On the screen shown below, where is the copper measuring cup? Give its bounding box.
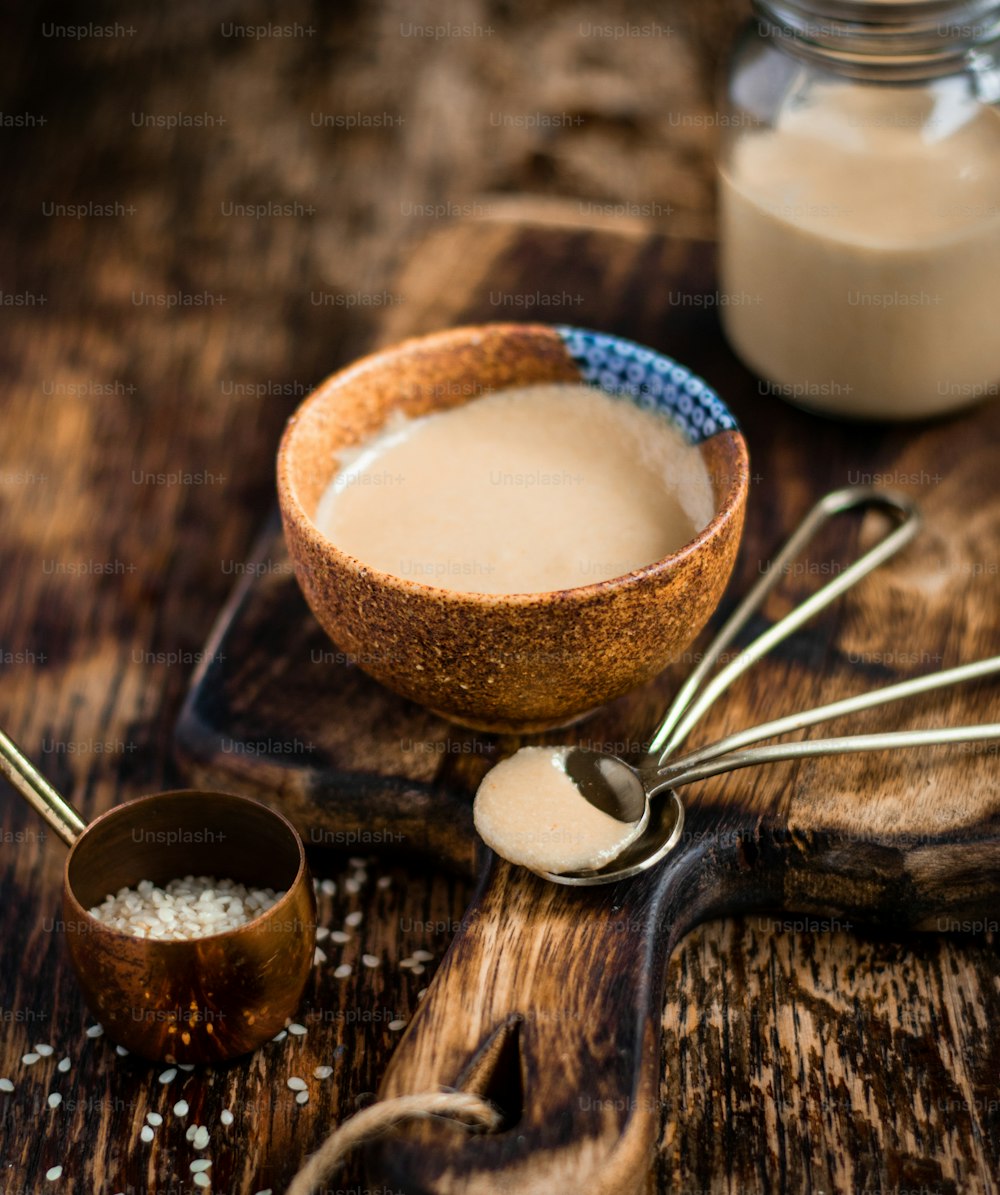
[0,731,315,1063]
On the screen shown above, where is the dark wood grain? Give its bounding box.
[1,4,998,1185]
[172,223,1000,1193]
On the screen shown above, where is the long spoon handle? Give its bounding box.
[0,728,86,847]
[656,656,1000,780]
[651,723,1000,794]
[648,487,919,760]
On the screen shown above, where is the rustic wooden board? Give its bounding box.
[172,221,1000,1193]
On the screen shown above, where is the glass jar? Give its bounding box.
[717,1,1000,420]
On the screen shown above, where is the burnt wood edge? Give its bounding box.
[366,799,1000,1192]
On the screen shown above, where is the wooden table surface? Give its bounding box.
[2,190,999,1195]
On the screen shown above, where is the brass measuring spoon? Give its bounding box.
[0,731,315,1062]
[477,488,1000,883]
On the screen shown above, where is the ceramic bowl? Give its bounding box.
[277,323,749,732]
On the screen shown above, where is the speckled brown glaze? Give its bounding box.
[277,324,748,732]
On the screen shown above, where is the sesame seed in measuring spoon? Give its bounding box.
[0,727,316,1063]
[473,746,648,875]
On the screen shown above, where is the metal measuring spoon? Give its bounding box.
[483,488,1000,884]
[0,729,316,1062]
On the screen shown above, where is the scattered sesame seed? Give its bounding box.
[193,1125,210,1150]
[313,1066,333,1080]
[376,875,392,889]
[320,879,336,896]
[333,964,352,980]
[344,911,362,928]
[388,1020,406,1031]
[361,954,380,968]
[344,878,361,895]
[399,957,418,969]
[314,947,327,965]
[287,1023,307,1037]
[186,1125,197,1141]
[147,1112,163,1126]
[271,1030,287,1043]
[411,964,426,976]
[412,950,433,962]
[315,926,330,941]
[116,1045,129,1057]
[329,931,350,944]
[85,1024,104,1038]
[417,988,428,999]
[296,1091,309,1105]
[22,1053,39,1066]
[140,1125,155,1143]
[254,1189,273,1195]
[193,1175,211,1190]
[287,1077,307,1092]
[46,1166,63,1181]
[57,1058,71,1073]
[174,1099,189,1117]
[0,1079,13,1092]
[48,1093,62,1110]
[178,1063,195,1072]
[190,1159,212,1173]
[35,1044,54,1056]
[158,1068,177,1084]
[220,1108,234,1126]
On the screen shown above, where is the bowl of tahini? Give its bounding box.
[277,323,748,732]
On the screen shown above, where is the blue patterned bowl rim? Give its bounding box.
[555,325,739,446]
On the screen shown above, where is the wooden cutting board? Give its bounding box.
[175,204,1000,1193]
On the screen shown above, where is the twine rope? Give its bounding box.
[286,1089,501,1194]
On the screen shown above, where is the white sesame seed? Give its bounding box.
[46,1166,63,1181]
[344,911,362,928]
[411,964,426,976]
[193,1125,210,1150]
[320,879,336,896]
[186,1125,197,1141]
[333,964,352,979]
[296,1090,309,1105]
[254,1190,273,1194]
[194,1175,211,1190]
[174,1099,189,1117]
[190,1159,212,1173]
[376,875,392,889]
[313,1066,333,1079]
[116,1045,129,1057]
[146,1112,163,1126]
[287,1024,307,1037]
[22,1053,39,1066]
[57,1059,71,1073]
[388,1020,406,1031]
[87,876,285,940]
[412,950,433,962]
[158,1068,177,1084]
[315,926,330,941]
[0,1079,13,1092]
[314,947,327,965]
[417,988,428,999]
[271,1030,287,1043]
[344,878,361,895]
[48,1093,62,1109]
[140,1125,155,1143]
[178,1063,195,1071]
[362,954,380,968]
[329,931,350,944]
[286,1077,307,1091]
[34,1044,54,1056]
[85,1024,104,1038]
[220,1108,234,1126]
